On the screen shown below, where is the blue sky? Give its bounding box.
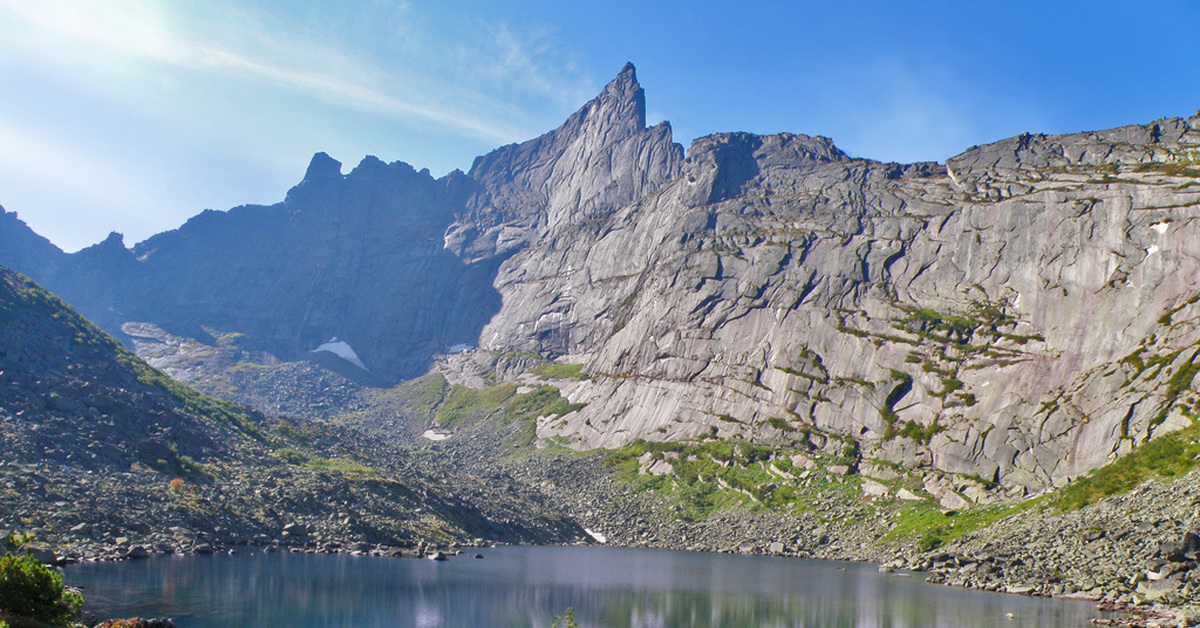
[2,0,1198,251]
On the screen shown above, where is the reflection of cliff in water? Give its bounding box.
[65,546,1104,627]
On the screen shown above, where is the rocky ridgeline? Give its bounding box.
[3,63,1200,499]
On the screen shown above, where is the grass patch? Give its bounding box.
[504,385,585,447]
[1134,161,1200,178]
[530,363,586,380]
[605,437,862,522]
[434,384,518,427]
[1049,415,1200,511]
[272,447,308,465]
[885,408,1200,548]
[301,457,378,478]
[882,500,1034,550]
[378,373,448,423]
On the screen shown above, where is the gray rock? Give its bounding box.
[6,65,1200,498]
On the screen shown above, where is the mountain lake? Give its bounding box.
[64,545,1109,627]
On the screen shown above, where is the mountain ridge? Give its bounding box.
[3,63,1200,500]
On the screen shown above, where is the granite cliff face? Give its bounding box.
[473,115,1200,500]
[4,64,1200,501]
[0,65,679,383]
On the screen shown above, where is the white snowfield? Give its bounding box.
[310,337,368,371]
[422,430,449,441]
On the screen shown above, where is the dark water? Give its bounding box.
[64,546,1104,627]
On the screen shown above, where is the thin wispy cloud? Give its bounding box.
[470,20,595,108]
[0,0,610,250]
[0,0,543,145]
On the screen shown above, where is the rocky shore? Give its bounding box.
[9,459,1200,627]
[497,450,1200,627]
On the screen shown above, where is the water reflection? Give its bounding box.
[64,546,1102,627]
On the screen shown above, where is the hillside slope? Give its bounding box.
[0,267,583,555]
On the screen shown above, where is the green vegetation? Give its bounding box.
[551,608,579,628]
[1152,353,1200,427]
[897,298,1017,348]
[530,363,585,380]
[377,373,448,423]
[301,457,378,478]
[1050,415,1200,511]
[886,411,1200,548]
[402,377,588,450]
[0,269,269,443]
[896,419,945,444]
[1154,293,1200,327]
[505,386,585,423]
[0,552,82,627]
[272,448,308,465]
[1134,160,1200,178]
[879,370,913,439]
[606,437,862,522]
[504,386,586,447]
[434,384,519,427]
[271,447,378,478]
[767,416,796,432]
[883,500,1034,551]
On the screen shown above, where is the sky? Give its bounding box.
[2,1,1198,252]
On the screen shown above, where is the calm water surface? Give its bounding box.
[64,546,1105,627]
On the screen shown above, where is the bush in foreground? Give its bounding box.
[0,552,82,627]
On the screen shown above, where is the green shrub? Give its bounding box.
[272,447,308,465]
[0,553,83,626]
[551,608,578,628]
[767,417,796,432]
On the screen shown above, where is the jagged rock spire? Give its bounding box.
[452,63,683,259]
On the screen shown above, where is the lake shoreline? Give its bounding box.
[61,545,1112,627]
[34,538,1161,627]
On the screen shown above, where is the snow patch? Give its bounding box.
[311,337,368,370]
[1146,244,1160,257]
[1151,221,1170,235]
[447,343,475,354]
[584,528,607,544]
[422,430,449,442]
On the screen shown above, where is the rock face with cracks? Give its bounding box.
[4,64,1200,499]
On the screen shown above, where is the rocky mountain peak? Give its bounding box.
[303,152,344,183]
[450,63,683,259]
[97,231,127,249]
[587,61,647,137]
[683,132,850,205]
